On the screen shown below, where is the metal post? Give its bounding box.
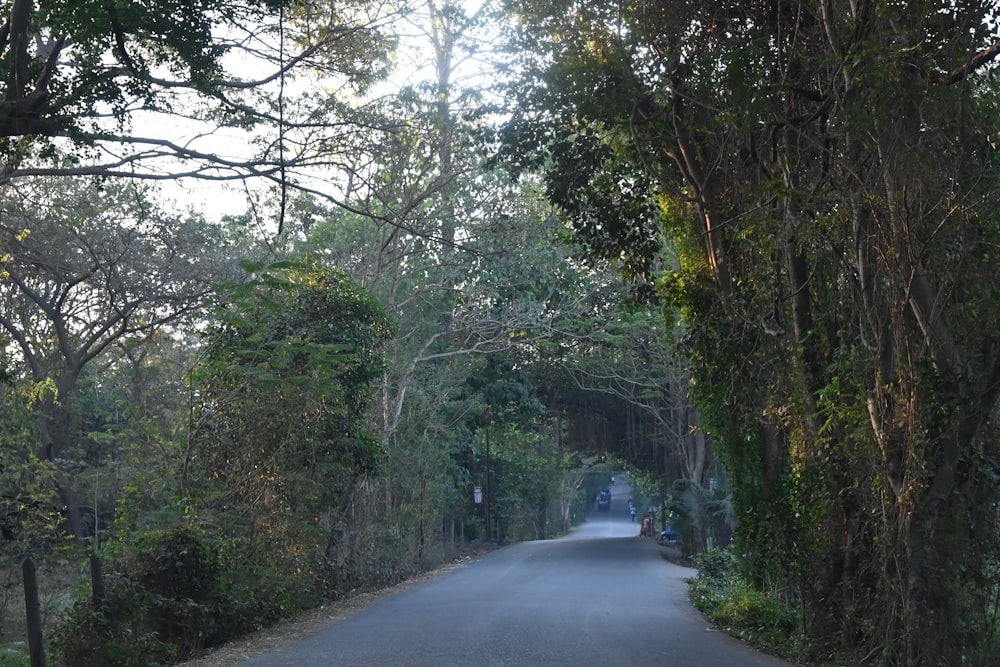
[484,424,491,541]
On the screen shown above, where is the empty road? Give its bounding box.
[238,483,793,666]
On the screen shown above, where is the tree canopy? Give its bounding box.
[0,0,398,213]
[7,2,1000,665]
[495,0,1000,662]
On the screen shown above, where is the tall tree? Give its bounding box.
[0,176,231,538]
[186,258,393,592]
[497,0,1000,663]
[274,0,613,561]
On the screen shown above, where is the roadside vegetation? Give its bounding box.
[1,1,999,666]
[687,548,800,663]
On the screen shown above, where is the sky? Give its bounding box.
[147,0,498,227]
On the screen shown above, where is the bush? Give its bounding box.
[132,524,222,650]
[692,547,739,590]
[687,546,799,658]
[49,594,177,667]
[51,522,293,665]
[713,585,799,646]
[0,649,31,667]
[134,523,219,603]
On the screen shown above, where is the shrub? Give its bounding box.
[133,523,219,603]
[688,546,800,658]
[50,522,291,665]
[0,649,31,667]
[130,524,222,650]
[49,594,176,667]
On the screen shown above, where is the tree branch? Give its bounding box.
[927,38,1000,85]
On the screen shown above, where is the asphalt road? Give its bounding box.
[237,483,794,666]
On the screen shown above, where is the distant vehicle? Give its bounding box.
[660,526,679,543]
[597,487,611,512]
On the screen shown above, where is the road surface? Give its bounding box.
[237,482,793,666]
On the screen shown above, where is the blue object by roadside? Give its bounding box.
[660,527,679,542]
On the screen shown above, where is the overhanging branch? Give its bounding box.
[927,38,1000,85]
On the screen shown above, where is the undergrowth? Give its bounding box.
[0,649,28,667]
[686,546,800,660]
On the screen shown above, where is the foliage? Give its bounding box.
[0,176,231,540]
[176,256,397,622]
[0,2,805,662]
[273,0,643,565]
[497,0,1000,662]
[319,522,420,593]
[687,547,800,661]
[480,426,557,541]
[0,384,62,551]
[50,522,290,665]
[46,254,403,663]
[1,0,281,154]
[0,0,398,194]
[50,596,178,667]
[0,652,29,667]
[189,256,394,514]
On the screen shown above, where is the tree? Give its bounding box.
[187,258,394,579]
[534,305,720,551]
[273,0,619,562]
[497,0,1000,663]
[0,0,400,221]
[0,176,231,538]
[0,375,61,553]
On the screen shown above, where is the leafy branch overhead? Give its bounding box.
[0,0,395,186]
[2,0,257,131]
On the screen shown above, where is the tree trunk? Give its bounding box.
[38,410,85,541]
[90,551,106,609]
[23,557,46,667]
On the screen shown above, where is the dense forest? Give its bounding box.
[0,1,998,666]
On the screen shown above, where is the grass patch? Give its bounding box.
[0,645,29,667]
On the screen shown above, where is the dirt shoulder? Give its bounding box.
[177,550,494,667]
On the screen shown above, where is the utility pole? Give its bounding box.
[484,423,491,541]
